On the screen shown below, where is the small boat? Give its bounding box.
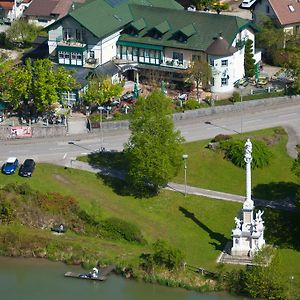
[64,271,107,281]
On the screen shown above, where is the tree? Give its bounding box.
[255,16,284,63]
[2,59,77,112]
[284,44,300,92]
[83,75,122,106]
[244,247,286,299]
[244,39,256,78]
[292,153,300,207]
[5,19,42,47]
[188,59,211,102]
[124,90,184,196]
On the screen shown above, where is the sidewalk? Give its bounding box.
[69,160,296,211]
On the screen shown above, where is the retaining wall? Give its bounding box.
[1,95,299,139]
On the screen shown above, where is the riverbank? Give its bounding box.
[0,256,245,300]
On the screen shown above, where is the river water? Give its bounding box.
[0,257,247,300]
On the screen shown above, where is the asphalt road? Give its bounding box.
[1,101,300,166]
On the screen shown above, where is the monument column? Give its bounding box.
[242,138,254,230]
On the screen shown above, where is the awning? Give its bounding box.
[117,40,163,51]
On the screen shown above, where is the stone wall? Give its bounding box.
[0,125,67,140]
[1,95,299,139]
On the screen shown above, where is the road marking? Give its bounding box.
[49,147,64,150]
[244,119,263,124]
[63,153,67,159]
[279,113,298,118]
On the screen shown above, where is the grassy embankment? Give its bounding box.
[0,127,299,293]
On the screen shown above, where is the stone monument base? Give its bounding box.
[217,242,255,265]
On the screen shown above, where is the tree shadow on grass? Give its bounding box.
[179,206,228,251]
[86,151,129,172]
[252,182,299,201]
[96,173,158,199]
[262,207,300,251]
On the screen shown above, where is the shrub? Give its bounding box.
[211,134,232,143]
[184,99,200,110]
[99,217,145,244]
[230,91,241,103]
[0,200,14,223]
[2,183,34,196]
[220,139,272,169]
[152,240,185,270]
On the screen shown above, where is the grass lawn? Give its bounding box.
[1,127,299,293]
[173,127,299,200]
[0,163,240,269]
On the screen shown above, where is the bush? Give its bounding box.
[184,99,200,110]
[2,183,34,196]
[230,91,241,103]
[220,139,272,169]
[211,134,232,143]
[0,200,14,223]
[99,217,145,244]
[152,240,185,270]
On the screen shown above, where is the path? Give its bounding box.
[69,160,296,211]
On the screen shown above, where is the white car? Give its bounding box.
[241,0,256,8]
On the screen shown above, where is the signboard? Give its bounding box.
[10,126,32,137]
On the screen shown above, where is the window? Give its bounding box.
[71,52,76,60]
[221,60,228,66]
[65,52,70,59]
[76,29,83,41]
[173,52,183,63]
[63,28,72,40]
[58,51,64,59]
[221,78,228,86]
[210,77,214,86]
[209,58,214,66]
[192,55,201,61]
[77,53,82,60]
[89,50,95,58]
[145,49,150,57]
[266,5,270,13]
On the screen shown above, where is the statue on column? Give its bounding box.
[244,138,252,163]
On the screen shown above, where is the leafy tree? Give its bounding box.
[188,59,211,101]
[125,90,184,195]
[244,247,286,299]
[244,39,256,78]
[284,44,300,92]
[255,15,284,63]
[83,75,122,106]
[2,59,77,112]
[5,19,43,47]
[292,153,300,207]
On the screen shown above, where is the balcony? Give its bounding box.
[160,59,189,69]
[56,37,86,49]
[83,57,99,68]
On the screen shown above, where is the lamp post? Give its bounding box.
[98,106,104,150]
[182,154,188,197]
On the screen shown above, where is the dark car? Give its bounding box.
[2,157,19,175]
[19,159,35,177]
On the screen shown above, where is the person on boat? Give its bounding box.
[91,267,98,278]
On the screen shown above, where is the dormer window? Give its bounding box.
[150,29,162,40]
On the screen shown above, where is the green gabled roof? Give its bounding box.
[131,18,146,31]
[69,0,133,38]
[119,5,253,51]
[154,21,170,34]
[47,0,183,39]
[178,23,196,37]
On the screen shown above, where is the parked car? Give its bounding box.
[2,157,19,175]
[19,159,36,177]
[241,0,256,8]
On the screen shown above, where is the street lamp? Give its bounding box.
[182,154,188,197]
[98,106,104,151]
